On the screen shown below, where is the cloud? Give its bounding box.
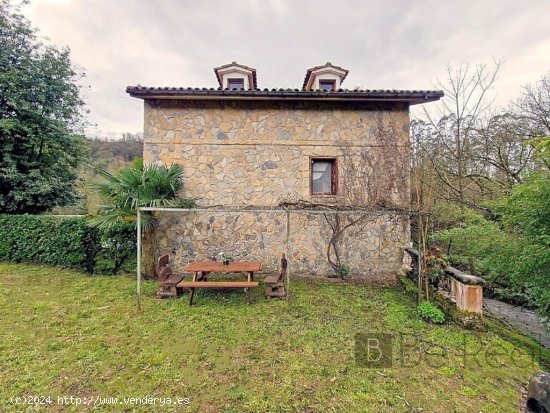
[21,0,550,136]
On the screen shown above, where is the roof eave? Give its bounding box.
[126,90,443,105]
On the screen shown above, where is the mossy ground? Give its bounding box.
[0,263,547,412]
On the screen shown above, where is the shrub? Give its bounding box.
[339,263,351,279]
[0,215,93,267]
[436,221,534,304]
[416,301,445,324]
[0,215,136,274]
[435,174,550,321]
[431,203,486,232]
[93,224,136,275]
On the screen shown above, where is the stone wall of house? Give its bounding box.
[143,99,410,208]
[153,210,409,277]
[143,99,412,277]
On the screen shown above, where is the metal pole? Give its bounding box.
[137,209,142,311]
[286,209,290,301]
[417,213,423,304]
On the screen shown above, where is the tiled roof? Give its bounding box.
[126,86,443,105]
[303,62,349,89]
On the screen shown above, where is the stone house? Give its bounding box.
[127,62,442,278]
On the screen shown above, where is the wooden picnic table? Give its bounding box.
[177,261,261,305]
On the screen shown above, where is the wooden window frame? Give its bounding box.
[319,79,336,91]
[227,78,245,90]
[310,157,338,196]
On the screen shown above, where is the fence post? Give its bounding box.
[286,209,290,300]
[137,209,142,311]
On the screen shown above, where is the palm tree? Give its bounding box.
[90,158,194,277]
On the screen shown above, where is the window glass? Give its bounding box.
[312,160,333,194]
[228,79,244,90]
[319,80,335,91]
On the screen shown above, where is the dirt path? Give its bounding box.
[484,298,550,348]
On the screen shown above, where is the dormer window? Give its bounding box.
[319,79,336,91]
[214,62,257,90]
[303,62,349,91]
[228,78,244,90]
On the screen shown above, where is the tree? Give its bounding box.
[414,61,502,209]
[514,71,550,136]
[91,159,195,277]
[514,71,550,171]
[529,136,550,168]
[412,66,550,212]
[472,113,535,192]
[0,0,86,213]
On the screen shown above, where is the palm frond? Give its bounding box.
[90,162,193,232]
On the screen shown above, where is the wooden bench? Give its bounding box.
[265,254,287,298]
[156,254,185,299]
[177,281,259,305]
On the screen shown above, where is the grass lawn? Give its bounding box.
[0,263,547,412]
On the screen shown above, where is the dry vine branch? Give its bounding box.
[280,114,412,277]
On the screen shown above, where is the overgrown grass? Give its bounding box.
[0,263,547,412]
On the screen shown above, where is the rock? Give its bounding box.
[527,372,550,412]
[262,161,278,170]
[277,130,291,140]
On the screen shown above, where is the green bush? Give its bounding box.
[0,215,136,274]
[339,263,351,279]
[436,219,539,306]
[431,203,486,231]
[435,174,550,321]
[0,215,93,267]
[416,301,445,324]
[93,224,136,275]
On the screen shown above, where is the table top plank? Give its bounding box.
[184,261,262,273]
[177,281,259,288]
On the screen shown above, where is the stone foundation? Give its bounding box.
[153,210,409,277]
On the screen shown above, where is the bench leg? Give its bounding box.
[189,288,195,306]
[245,271,251,305]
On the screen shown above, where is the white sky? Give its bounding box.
[21,0,550,137]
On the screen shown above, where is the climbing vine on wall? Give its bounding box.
[280,114,412,278]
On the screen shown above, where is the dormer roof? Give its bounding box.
[302,62,349,90]
[213,61,257,89]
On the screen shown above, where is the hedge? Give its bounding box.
[0,215,136,274]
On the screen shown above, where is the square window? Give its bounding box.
[311,158,337,195]
[319,79,336,91]
[228,78,244,90]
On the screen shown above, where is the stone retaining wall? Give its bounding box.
[153,210,409,277]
